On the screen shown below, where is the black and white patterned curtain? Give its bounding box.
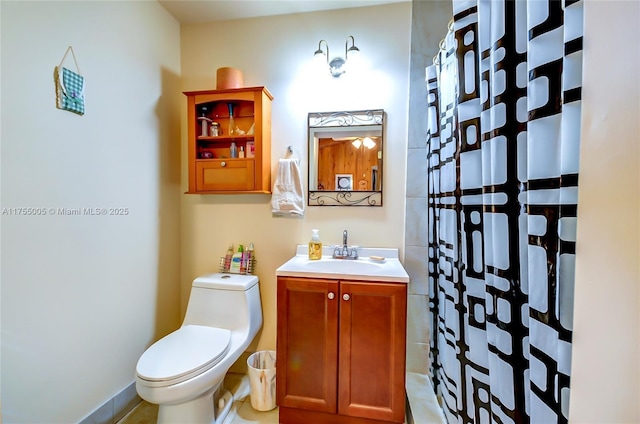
[426,0,583,423]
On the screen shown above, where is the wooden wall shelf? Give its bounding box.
[184,86,272,194]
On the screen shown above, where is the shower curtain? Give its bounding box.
[426,1,583,423]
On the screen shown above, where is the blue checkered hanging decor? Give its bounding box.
[55,46,85,115]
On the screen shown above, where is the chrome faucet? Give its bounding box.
[342,230,349,255]
[333,229,358,259]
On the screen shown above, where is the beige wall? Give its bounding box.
[570,1,640,422]
[179,3,413,359]
[0,1,182,421]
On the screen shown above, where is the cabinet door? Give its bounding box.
[195,160,255,191]
[338,281,407,423]
[276,277,339,413]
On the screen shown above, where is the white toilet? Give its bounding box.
[135,273,262,424]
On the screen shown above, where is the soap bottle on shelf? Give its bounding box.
[308,229,322,260]
[223,244,234,272]
[230,244,244,273]
[244,242,254,273]
[239,146,245,158]
[240,245,247,274]
[230,142,238,158]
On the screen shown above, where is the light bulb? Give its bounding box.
[363,137,376,149]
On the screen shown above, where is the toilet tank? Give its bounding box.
[182,273,262,333]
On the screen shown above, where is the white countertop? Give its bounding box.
[275,245,410,283]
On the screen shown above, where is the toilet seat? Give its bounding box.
[136,325,231,388]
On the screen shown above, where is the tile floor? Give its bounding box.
[118,373,278,424]
[119,372,445,424]
[405,372,446,424]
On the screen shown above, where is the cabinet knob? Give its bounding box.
[343,294,350,301]
[221,161,226,167]
[328,292,335,300]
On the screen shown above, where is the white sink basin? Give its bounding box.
[301,258,385,274]
[275,246,409,283]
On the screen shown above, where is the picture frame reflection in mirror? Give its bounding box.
[335,174,353,190]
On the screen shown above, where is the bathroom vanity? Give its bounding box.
[275,247,408,423]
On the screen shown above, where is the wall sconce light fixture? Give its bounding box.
[314,35,360,77]
[352,137,376,149]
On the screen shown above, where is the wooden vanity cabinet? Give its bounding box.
[276,276,407,424]
[184,86,272,194]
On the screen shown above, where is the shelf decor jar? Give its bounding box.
[216,67,243,89]
[210,122,220,136]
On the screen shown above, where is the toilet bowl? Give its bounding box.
[136,273,262,424]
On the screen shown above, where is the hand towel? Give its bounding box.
[271,158,305,216]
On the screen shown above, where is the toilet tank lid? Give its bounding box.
[193,273,259,291]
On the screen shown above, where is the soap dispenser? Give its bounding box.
[308,229,322,260]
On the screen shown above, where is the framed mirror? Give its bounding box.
[308,110,384,206]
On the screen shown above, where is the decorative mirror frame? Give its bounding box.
[308,109,384,206]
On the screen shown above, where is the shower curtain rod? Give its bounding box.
[433,19,455,66]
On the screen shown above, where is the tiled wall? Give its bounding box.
[404,0,451,374]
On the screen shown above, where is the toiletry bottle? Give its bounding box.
[240,245,247,274]
[223,244,234,272]
[230,244,244,273]
[227,103,236,136]
[230,142,238,158]
[245,242,254,273]
[308,229,322,260]
[239,146,245,158]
